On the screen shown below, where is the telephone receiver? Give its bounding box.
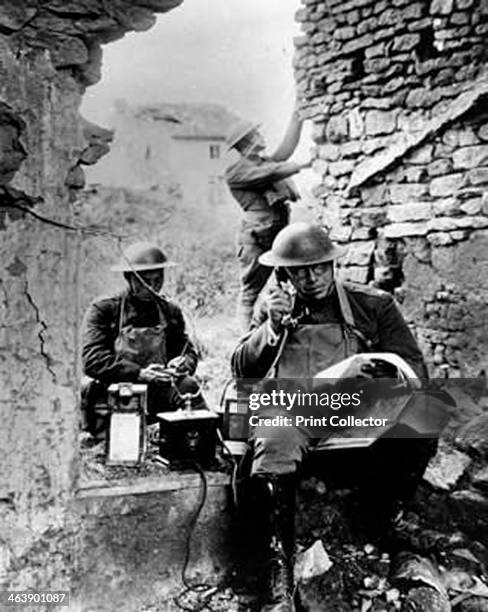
[274,268,298,328]
[274,268,297,299]
[274,267,289,288]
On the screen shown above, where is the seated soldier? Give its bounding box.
[81,242,204,437]
[231,222,442,612]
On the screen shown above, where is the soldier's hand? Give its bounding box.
[360,358,399,379]
[139,363,172,383]
[266,287,293,333]
[167,356,189,375]
[139,367,156,383]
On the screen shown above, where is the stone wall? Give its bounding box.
[295,0,488,377]
[0,0,182,593]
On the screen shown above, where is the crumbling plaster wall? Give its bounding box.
[295,0,488,377]
[0,0,182,591]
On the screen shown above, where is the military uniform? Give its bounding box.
[82,290,203,433]
[230,223,444,612]
[232,280,435,475]
[225,157,301,329]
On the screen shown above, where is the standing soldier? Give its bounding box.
[225,106,310,330]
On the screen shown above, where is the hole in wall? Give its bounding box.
[350,49,366,80]
[370,237,406,294]
[416,27,440,62]
[76,0,306,476]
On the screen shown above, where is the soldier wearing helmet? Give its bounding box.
[81,242,204,435]
[225,105,311,331]
[231,222,437,612]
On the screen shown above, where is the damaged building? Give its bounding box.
[295,0,488,378]
[0,0,488,609]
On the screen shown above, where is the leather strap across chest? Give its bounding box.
[268,282,372,378]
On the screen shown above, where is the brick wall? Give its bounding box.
[295,0,488,376]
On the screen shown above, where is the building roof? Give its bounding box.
[133,102,241,141]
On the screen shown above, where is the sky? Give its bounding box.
[81,0,302,147]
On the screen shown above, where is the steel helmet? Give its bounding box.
[110,242,177,272]
[226,119,261,150]
[259,222,346,267]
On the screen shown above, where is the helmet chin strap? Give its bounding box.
[127,272,163,301]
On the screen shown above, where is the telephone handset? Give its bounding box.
[274,268,299,329]
[274,267,289,287]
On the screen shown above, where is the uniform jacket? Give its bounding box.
[225,157,300,233]
[82,289,198,384]
[231,282,428,380]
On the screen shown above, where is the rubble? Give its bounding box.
[294,540,333,582]
[424,445,472,490]
[455,414,488,458]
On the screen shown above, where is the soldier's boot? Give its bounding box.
[254,474,296,612]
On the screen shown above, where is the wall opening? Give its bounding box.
[416,26,440,62]
[76,0,307,485]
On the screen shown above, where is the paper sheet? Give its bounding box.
[108,413,141,463]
